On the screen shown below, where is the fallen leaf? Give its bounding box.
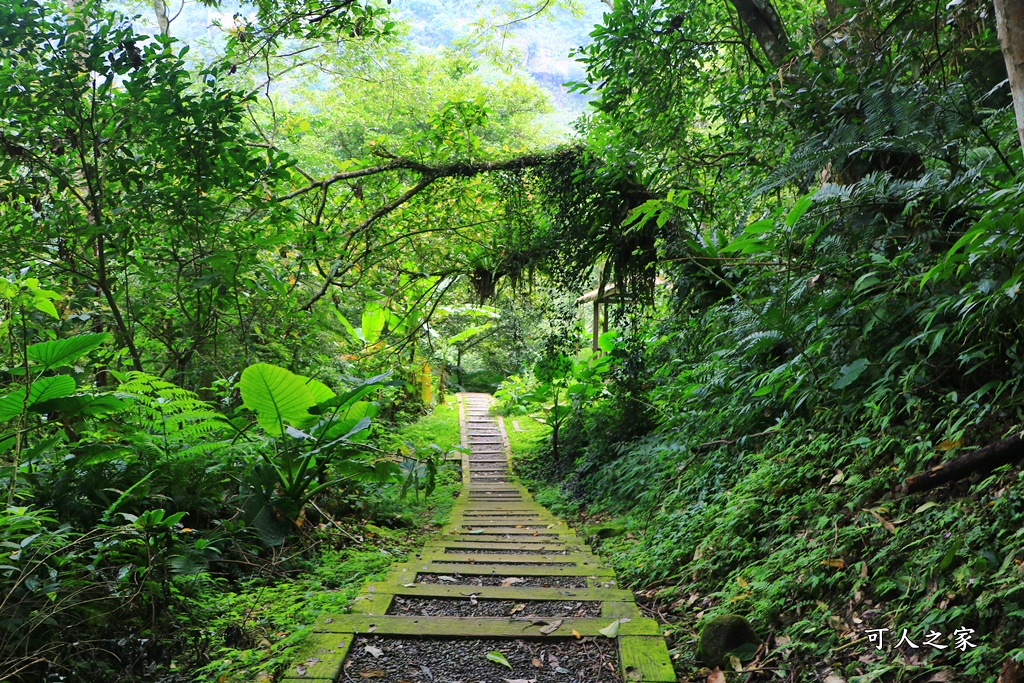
[708,667,726,683]
[864,508,896,533]
[531,658,543,668]
[599,618,630,638]
[501,577,526,586]
[737,576,749,588]
[469,529,485,534]
[438,576,458,583]
[364,645,384,659]
[539,619,563,635]
[823,675,847,683]
[729,655,743,672]
[510,603,526,614]
[487,651,513,669]
[829,470,845,485]
[821,559,845,568]
[358,669,386,678]
[402,583,417,587]
[571,629,582,639]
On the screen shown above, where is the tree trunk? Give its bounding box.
[904,432,1024,494]
[729,0,789,67]
[994,0,1024,160]
[153,0,171,36]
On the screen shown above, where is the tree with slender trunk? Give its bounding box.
[994,0,1024,160]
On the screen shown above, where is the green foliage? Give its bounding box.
[236,364,388,543]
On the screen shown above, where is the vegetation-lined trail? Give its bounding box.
[282,393,675,682]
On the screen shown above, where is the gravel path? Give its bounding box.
[443,548,570,555]
[345,635,622,683]
[414,574,589,588]
[387,596,602,618]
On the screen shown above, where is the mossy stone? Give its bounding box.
[697,614,760,667]
[585,520,627,539]
[364,523,400,539]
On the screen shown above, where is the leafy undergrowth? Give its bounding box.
[519,411,1024,682]
[503,378,1024,681]
[189,408,463,683]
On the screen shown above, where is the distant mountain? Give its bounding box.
[392,0,607,118]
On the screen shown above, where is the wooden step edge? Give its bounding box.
[359,583,635,602]
[448,527,571,534]
[404,562,616,577]
[279,633,352,681]
[417,550,599,565]
[601,600,643,619]
[619,635,678,682]
[426,542,586,553]
[452,528,573,532]
[437,534,577,543]
[311,614,664,638]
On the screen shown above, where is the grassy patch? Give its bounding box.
[504,411,549,457]
[504,413,582,516]
[392,395,462,454]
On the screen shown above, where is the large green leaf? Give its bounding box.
[0,376,77,421]
[239,363,317,435]
[361,302,387,344]
[333,309,363,343]
[304,378,336,404]
[31,394,128,418]
[27,333,109,371]
[447,322,493,344]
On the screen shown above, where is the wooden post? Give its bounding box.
[592,299,600,351]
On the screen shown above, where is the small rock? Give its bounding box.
[697,614,760,668]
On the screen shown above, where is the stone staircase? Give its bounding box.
[282,392,676,682]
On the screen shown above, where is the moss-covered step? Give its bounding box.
[455,506,543,510]
[451,510,549,517]
[417,552,594,566]
[620,636,677,682]
[312,614,664,638]
[278,633,353,682]
[404,562,617,578]
[453,515,550,521]
[450,528,570,536]
[437,534,575,544]
[427,541,582,553]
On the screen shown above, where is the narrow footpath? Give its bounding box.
[283,392,676,682]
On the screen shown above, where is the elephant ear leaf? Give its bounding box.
[26,333,109,371]
[239,363,317,436]
[0,375,77,421]
[304,377,336,404]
